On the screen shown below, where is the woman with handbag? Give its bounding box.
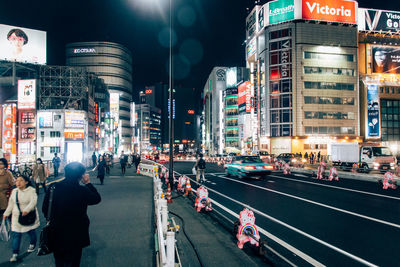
[32,158,49,194]
[3,174,40,262]
[0,158,14,218]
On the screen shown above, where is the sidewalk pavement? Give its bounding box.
[0,165,154,267]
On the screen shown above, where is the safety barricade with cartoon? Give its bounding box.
[328,167,339,181]
[194,186,212,212]
[382,172,397,190]
[236,208,260,249]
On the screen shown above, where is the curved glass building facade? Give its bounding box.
[66,42,133,151]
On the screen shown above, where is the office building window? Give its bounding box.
[304,52,354,62]
[50,147,61,153]
[304,82,354,91]
[304,96,354,105]
[304,112,355,120]
[50,131,61,138]
[304,66,354,76]
[381,99,400,141]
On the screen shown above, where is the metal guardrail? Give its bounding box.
[138,163,179,267]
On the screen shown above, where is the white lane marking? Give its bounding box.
[206,180,376,267]
[270,174,400,201]
[216,175,400,230]
[293,173,310,178]
[267,180,275,183]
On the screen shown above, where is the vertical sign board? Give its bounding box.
[366,84,380,138]
[358,8,400,33]
[18,79,36,109]
[268,0,295,25]
[2,104,14,155]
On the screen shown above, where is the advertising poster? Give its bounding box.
[238,82,248,114]
[359,8,400,33]
[0,24,46,64]
[65,111,85,128]
[21,111,35,124]
[19,110,36,141]
[110,93,120,121]
[226,68,237,89]
[366,84,380,138]
[302,0,357,24]
[269,0,295,25]
[18,79,36,109]
[2,104,15,154]
[38,112,53,128]
[246,38,256,59]
[21,127,35,139]
[372,46,400,74]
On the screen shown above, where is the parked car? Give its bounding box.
[224,156,274,179]
[275,153,299,165]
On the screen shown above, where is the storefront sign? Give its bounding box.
[372,46,400,74]
[269,0,295,25]
[359,8,400,33]
[2,104,16,154]
[21,127,35,139]
[64,131,85,140]
[366,84,380,138]
[302,0,357,24]
[246,8,258,38]
[38,112,53,128]
[65,111,85,128]
[21,111,35,124]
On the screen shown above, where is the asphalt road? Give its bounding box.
[167,160,400,267]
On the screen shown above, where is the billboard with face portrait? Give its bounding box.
[0,24,46,64]
[366,84,380,138]
[372,46,400,74]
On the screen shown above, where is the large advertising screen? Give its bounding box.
[366,84,380,138]
[0,24,46,64]
[38,112,53,128]
[237,81,252,114]
[18,79,36,109]
[372,46,400,74]
[268,0,295,25]
[302,0,357,24]
[358,8,400,33]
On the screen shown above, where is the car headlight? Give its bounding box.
[302,159,307,163]
[291,159,297,163]
[373,162,380,167]
[263,165,274,170]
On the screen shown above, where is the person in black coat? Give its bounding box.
[93,155,107,185]
[42,162,101,267]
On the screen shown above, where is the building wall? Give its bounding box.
[65,42,133,150]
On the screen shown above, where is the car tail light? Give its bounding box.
[244,166,256,170]
[263,165,274,170]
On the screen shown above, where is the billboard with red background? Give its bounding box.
[302,0,357,24]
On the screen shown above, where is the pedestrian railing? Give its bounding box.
[138,163,180,267]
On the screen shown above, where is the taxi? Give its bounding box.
[224,156,274,179]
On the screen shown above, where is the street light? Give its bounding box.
[168,0,174,188]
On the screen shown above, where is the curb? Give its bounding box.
[292,167,383,183]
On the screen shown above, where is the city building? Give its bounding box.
[66,42,133,152]
[247,0,360,156]
[203,67,227,155]
[358,8,400,155]
[135,104,162,152]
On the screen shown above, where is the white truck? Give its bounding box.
[330,143,396,173]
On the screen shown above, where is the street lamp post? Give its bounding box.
[168,0,174,187]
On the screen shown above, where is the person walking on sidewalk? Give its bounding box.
[3,174,40,262]
[0,158,14,218]
[42,162,101,267]
[119,151,128,175]
[32,158,49,194]
[93,156,107,185]
[91,152,97,168]
[52,153,61,178]
[194,154,206,183]
[134,154,141,171]
[105,154,111,174]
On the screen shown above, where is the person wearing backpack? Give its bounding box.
[194,154,206,183]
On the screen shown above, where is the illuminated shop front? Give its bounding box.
[358,7,400,155]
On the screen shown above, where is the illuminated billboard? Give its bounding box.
[65,111,85,128]
[0,24,46,64]
[302,0,357,24]
[372,46,400,74]
[268,0,295,25]
[18,79,36,109]
[358,8,400,33]
[366,84,380,138]
[238,81,252,114]
[226,68,237,89]
[38,112,53,128]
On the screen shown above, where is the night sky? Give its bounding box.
[0,0,398,100]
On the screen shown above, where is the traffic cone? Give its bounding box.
[167,183,172,203]
[136,166,140,175]
[185,179,191,196]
